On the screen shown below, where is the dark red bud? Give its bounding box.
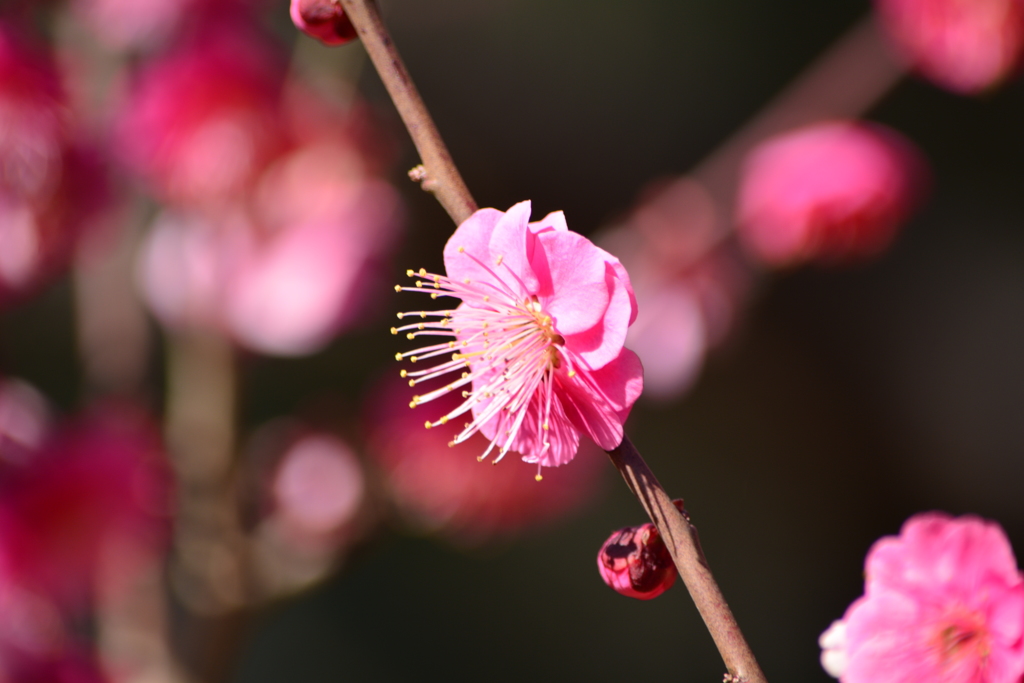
[597,522,676,600]
[290,0,358,46]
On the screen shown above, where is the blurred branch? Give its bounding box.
[607,437,766,683]
[634,14,906,273]
[165,331,249,617]
[695,14,905,207]
[337,0,478,224]
[73,215,151,399]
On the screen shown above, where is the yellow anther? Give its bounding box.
[424,421,432,429]
[463,278,471,284]
[400,369,408,378]
[406,333,414,340]
[415,281,423,287]
[476,455,485,462]
[419,268,427,276]
[483,295,490,302]
[458,246,465,253]
[448,341,455,348]
[568,370,577,378]
[390,327,398,335]
[543,423,550,430]
[495,255,504,266]
[394,284,402,292]
[535,474,544,482]
[448,441,455,448]
[395,353,403,361]
[420,312,426,318]
[462,391,470,398]
[408,379,415,387]
[410,356,418,363]
[431,293,438,299]
[409,401,416,408]
[397,312,404,319]
[461,372,469,379]
[440,416,449,425]
[418,323,425,330]
[406,269,414,277]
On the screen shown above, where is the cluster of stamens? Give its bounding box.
[393,248,578,479]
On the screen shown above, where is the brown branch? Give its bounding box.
[340,1,767,679]
[607,436,767,683]
[337,0,478,225]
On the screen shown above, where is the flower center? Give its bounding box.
[393,260,581,476]
[934,611,991,670]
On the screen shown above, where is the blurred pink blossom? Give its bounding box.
[270,433,365,545]
[366,376,606,544]
[737,121,924,267]
[0,406,172,608]
[0,378,51,464]
[875,0,1024,93]
[601,182,752,401]
[821,512,1024,683]
[290,0,357,46]
[72,0,194,51]
[597,522,676,600]
[115,27,284,207]
[0,29,104,307]
[395,201,643,475]
[138,170,400,355]
[136,79,402,355]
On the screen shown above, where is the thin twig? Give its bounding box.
[337,0,478,224]
[340,1,767,679]
[607,436,766,683]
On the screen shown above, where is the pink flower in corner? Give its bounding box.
[821,513,1024,683]
[874,0,1024,94]
[737,121,924,267]
[395,201,643,477]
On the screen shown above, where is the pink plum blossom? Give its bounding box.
[395,201,643,476]
[736,121,924,267]
[874,0,1024,93]
[597,522,676,600]
[821,512,1024,683]
[290,0,357,46]
[366,375,605,543]
[115,27,284,207]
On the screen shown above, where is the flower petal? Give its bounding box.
[529,210,569,235]
[487,200,538,295]
[557,349,643,449]
[564,261,634,369]
[443,207,504,286]
[533,230,611,336]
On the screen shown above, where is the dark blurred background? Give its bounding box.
[5,0,1024,681]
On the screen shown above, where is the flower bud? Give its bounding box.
[736,121,924,266]
[597,522,676,600]
[290,0,357,46]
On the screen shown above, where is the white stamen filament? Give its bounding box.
[395,257,578,465]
